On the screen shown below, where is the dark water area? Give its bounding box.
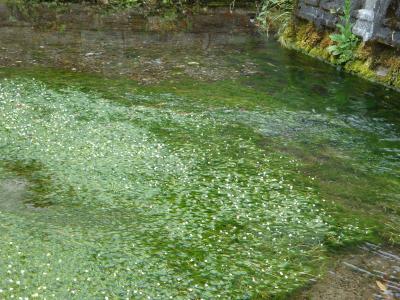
[0,4,399,299]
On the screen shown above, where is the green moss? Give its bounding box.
[294,22,321,52]
[278,24,296,48]
[279,20,400,91]
[385,56,400,87]
[308,46,331,60]
[344,60,376,79]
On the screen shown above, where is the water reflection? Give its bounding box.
[0,6,257,83]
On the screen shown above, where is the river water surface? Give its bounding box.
[0,5,399,299]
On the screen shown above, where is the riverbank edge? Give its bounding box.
[278,19,400,92]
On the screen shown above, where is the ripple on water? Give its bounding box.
[0,77,396,299]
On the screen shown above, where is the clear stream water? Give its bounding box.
[0,6,399,299]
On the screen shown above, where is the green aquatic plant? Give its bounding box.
[328,0,359,64]
[0,48,399,298]
[0,76,379,299]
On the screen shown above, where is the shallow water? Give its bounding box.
[0,5,399,299]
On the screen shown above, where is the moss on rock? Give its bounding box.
[279,20,400,91]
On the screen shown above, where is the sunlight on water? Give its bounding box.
[0,78,371,299]
[0,9,399,297]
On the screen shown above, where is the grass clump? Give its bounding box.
[256,0,296,35]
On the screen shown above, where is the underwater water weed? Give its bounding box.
[0,75,397,298]
[0,77,347,299]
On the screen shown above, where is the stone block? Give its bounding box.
[357,9,375,21]
[298,5,322,22]
[374,26,395,45]
[382,17,400,30]
[353,19,375,41]
[351,0,365,10]
[296,0,400,48]
[321,0,343,13]
[304,0,320,7]
[318,10,338,27]
[391,31,400,47]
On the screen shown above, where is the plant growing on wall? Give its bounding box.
[256,0,295,35]
[327,0,359,64]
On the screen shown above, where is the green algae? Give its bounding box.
[0,34,399,298]
[0,70,398,298]
[0,4,399,296]
[0,77,334,299]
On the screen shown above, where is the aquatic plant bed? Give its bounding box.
[0,65,399,298]
[0,7,399,299]
[0,75,332,299]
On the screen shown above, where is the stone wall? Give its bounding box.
[297,0,400,48]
